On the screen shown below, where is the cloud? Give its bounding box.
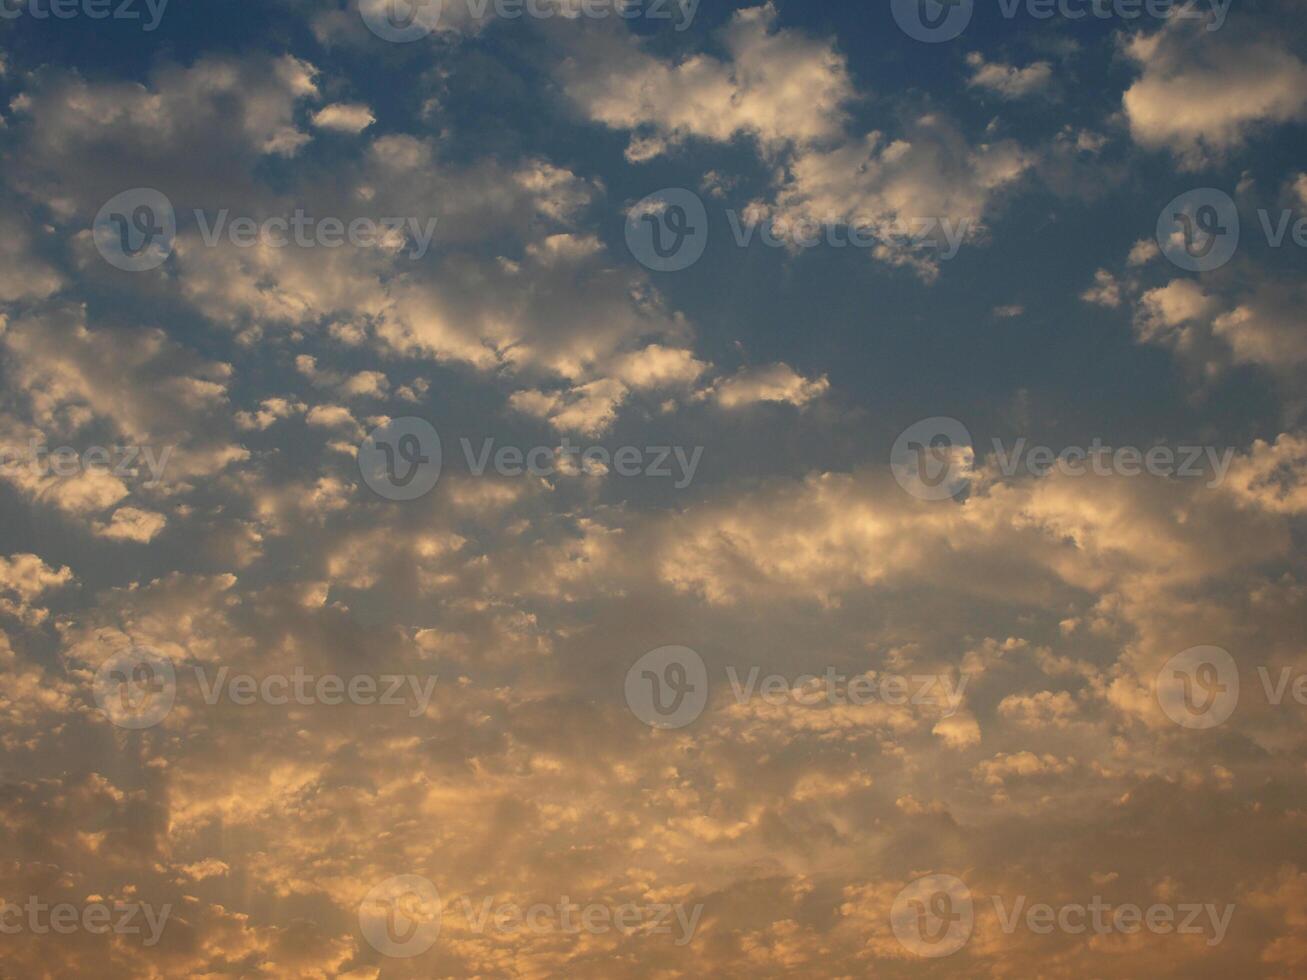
[0,213,63,303]
[557,6,1029,275]
[557,3,854,157]
[966,53,1053,99]
[93,506,168,543]
[0,553,73,625]
[708,363,830,410]
[9,54,321,214]
[310,102,376,133]
[1122,22,1307,168]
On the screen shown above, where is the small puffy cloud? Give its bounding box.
[710,363,829,410]
[1122,22,1307,168]
[558,3,853,155]
[340,371,390,398]
[765,117,1030,278]
[235,398,306,431]
[609,345,708,390]
[1081,268,1122,308]
[304,404,361,436]
[1127,239,1160,266]
[974,751,1075,787]
[966,53,1053,99]
[0,553,73,624]
[1133,277,1307,379]
[997,690,1079,729]
[93,506,167,543]
[934,711,981,748]
[310,102,375,133]
[509,378,628,436]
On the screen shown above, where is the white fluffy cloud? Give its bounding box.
[558,3,853,157]
[1122,22,1307,168]
[708,363,829,410]
[310,102,375,133]
[966,53,1053,99]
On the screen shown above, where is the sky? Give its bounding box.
[0,0,1306,976]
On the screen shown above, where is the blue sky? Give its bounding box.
[0,0,1306,976]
